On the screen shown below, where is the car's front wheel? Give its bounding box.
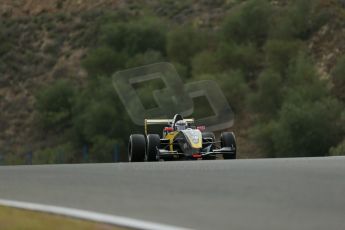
[221,132,236,159]
[146,134,160,161]
[128,134,146,162]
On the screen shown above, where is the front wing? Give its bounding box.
[156,146,236,160]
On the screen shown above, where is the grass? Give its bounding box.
[0,205,127,230]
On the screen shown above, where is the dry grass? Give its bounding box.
[0,205,127,230]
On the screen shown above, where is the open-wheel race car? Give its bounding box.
[128,114,236,162]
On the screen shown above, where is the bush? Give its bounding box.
[250,120,278,157]
[192,50,221,76]
[0,24,13,56]
[248,69,283,118]
[270,0,331,40]
[0,42,12,56]
[83,16,167,77]
[216,42,261,79]
[285,52,329,102]
[71,76,133,157]
[73,100,119,142]
[251,98,343,158]
[286,52,317,83]
[100,17,167,56]
[272,98,344,157]
[329,139,345,156]
[250,50,344,157]
[331,55,345,102]
[222,0,272,46]
[89,136,121,162]
[167,25,207,70]
[82,47,128,77]
[195,70,249,113]
[36,80,75,129]
[264,39,303,75]
[125,50,165,68]
[33,143,76,164]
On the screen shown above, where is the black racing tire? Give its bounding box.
[128,134,146,162]
[221,132,237,159]
[146,134,160,162]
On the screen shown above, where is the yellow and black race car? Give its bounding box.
[128,114,236,162]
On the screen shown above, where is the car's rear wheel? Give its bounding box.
[221,132,236,159]
[128,134,146,162]
[146,134,160,161]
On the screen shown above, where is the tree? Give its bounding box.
[222,0,272,46]
[273,98,343,157]
[167,25,207,72]
[248,69,283,119]
[216,42,261,79]
[331,55,345,102]
[82,47,127,77]
[195,70,249,113]
[264,39,303,75]
[250,52,344,157]
[269,0,330,40]
[35,80,75,129]
[100,17,167,56]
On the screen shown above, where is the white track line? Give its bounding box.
[0,199,192,230]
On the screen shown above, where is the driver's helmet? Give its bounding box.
[175,120,187,131]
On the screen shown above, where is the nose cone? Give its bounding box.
[182,129,202,149]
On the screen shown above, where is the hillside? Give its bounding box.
[0,0,345,163]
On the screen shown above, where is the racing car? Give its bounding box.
[128,114,236,162]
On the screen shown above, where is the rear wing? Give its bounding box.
[144,118,194,135]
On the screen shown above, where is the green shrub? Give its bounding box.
[216,42,261,79]
[100,17,167,56]
[167,25,207,69]
[33,143,76,164]
[285,52,329,102]
[195,70,249,113]
[251,97,344,158]
[250,50,344,157]
[264,39,303,75]
[75,102,118,141]
[125,50,165,68]
[248,69,283,118]
[222,0,272,46]
[72,76,132,140]
[89,136,121,162]
[249,120,278,157]
[69,75,135,162]
[83,17,167,77]
[329,139,345,156]
[82,47,128,77]
[192,50,221,76]
[286,52,317,84]
[331,55,345,102]
[272,98,344,157]
[270,0,331,40]
[0,24,13,55]
[173,62,189,80]
[0,42,12,56]
[36,80,75,129]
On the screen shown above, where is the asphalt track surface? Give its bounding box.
[0,157,345,230]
